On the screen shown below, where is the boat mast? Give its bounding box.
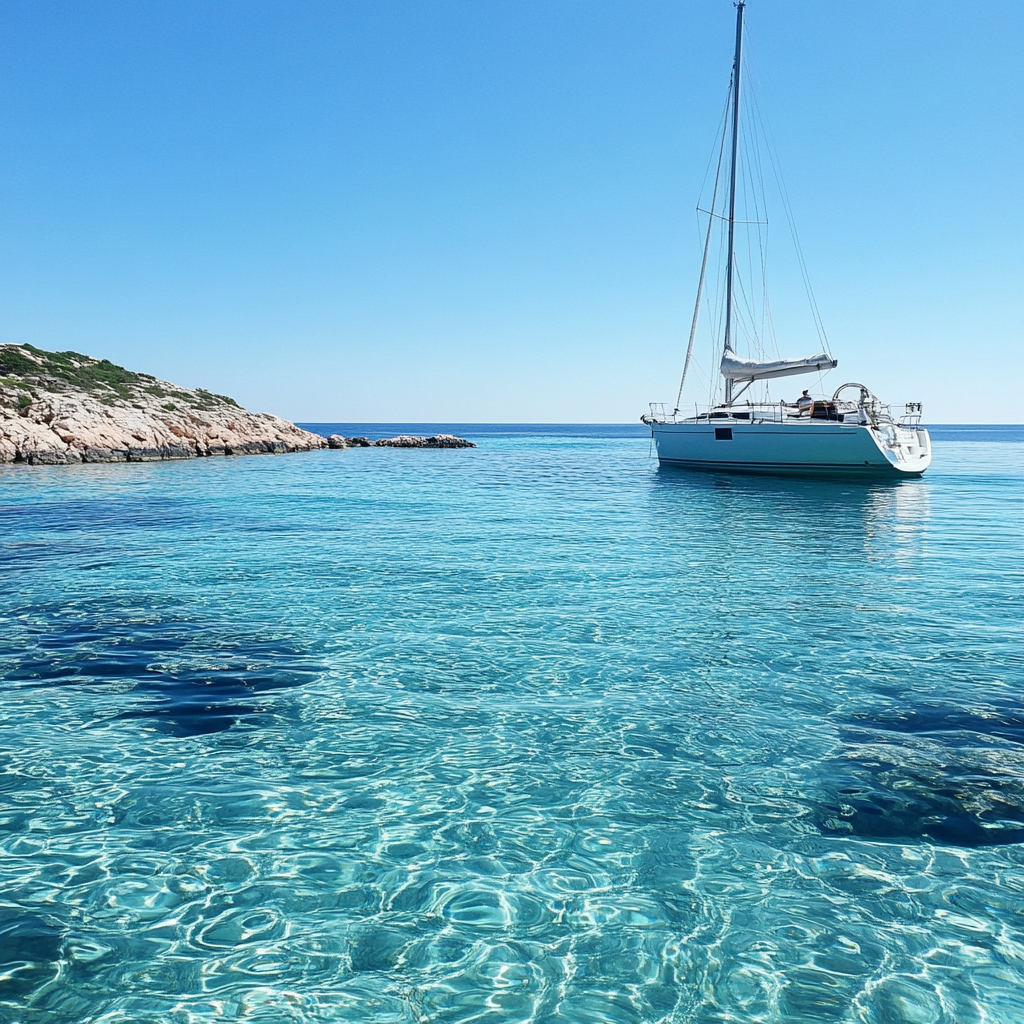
[723,0,745,406]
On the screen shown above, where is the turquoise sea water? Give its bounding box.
[1,425,1022,1023]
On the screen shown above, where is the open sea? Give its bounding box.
[1,423,1021,1024]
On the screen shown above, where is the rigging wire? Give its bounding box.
[740,130,762,358]
[670,19,835,414]
[674,90,731,413]
[745,66,779,361]
[747,81,832,355]
[708,219,729,407]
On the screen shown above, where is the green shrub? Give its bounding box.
[0,348,38,377]
[0,344,242,409]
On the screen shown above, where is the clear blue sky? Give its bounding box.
[1,0,1020,422]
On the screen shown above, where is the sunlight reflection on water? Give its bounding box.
[1,433,1022,1022]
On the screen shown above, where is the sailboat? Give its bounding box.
[643,2,931,477]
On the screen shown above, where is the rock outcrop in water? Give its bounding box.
[0,344,327,465]
[339,434,475,449]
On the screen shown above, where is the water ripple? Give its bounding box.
[0,437,1022,1021]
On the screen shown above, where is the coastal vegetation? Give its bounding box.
[0,342,324,464]
[0,343,239,410]
[0,343,473,465]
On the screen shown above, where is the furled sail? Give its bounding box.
[719,351,837,382]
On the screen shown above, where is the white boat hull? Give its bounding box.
[649,420,931,477]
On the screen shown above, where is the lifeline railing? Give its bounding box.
[899,402,923,427]
[646,401,863,425]
[644,400,916,431]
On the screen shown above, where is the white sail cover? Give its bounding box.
[719,350,837,382]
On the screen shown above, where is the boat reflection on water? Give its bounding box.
[648,464,930,567]
[640,464,934,711]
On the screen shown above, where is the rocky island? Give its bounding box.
[332,434,475,449]
[0,343,327,465]
[0,344,476,464]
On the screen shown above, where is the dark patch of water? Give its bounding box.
[113,700,262,736]
[111,654,319,736]
[816,766,1024,847]
[814,706,1024,847]
[849,705,1024,747]
[0,910,66,999]
[2,608,323,736]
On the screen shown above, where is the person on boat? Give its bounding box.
[797,390,813,412]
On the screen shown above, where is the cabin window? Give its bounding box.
[715,428,733,441]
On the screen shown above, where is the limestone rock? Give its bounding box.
[0,344,327,465]
[345,434,475,449]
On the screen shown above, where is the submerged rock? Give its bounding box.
[0,344,327,465]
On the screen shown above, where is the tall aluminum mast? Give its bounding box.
[723,0,745,406]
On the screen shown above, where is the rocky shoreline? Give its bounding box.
[0,344,474,465]
[0,344,327,465]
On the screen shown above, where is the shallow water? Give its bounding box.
[1,428,1022,1023]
